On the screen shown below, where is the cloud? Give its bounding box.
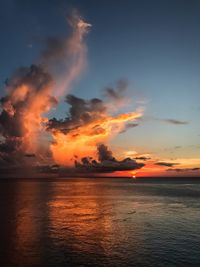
[167,168,200,172]
[0,65,57,165]
[0,13,142,172]
[40,12,91,98]
[47,94,106,133]
[134,156,151,161]
[0,139,23,165]
[162,119,189,125]
[33,144,145,176]
[0,14,91,167]
[75,144,145,173]
[103,80,130,111]
[120,123,139,133]
[155,162,179,167]
[47,80,138,135]
[47,87,142,165]
[97,143,115,161]
[139,116,189,126]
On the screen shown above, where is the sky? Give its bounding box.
[0,0,199,177]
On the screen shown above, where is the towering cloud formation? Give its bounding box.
[0,14,90,166]
[0,13,144,175]
[47,83,142,166]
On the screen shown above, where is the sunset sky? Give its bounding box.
[0,0,199,177]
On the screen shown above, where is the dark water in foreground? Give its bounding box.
[0,178,200,267]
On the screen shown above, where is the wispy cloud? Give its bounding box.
[134,156,151,161]
[139,116,189,125]
[167,168,200,172]
[119,123,139,133]
[155,162,179,167]
[162,119,189,125]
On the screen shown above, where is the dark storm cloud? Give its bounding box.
[155,162,179,167]
[75,144,145,173]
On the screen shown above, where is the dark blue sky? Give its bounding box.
[0,0,200,173]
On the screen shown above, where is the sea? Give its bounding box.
[0,177,200,267]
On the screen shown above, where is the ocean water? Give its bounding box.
[0,178,200,267]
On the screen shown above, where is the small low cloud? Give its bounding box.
[167,168,200,172]
[140,116,189,126]
[155,162,179,167]
[134,156,151,161]
[162,119,189,125]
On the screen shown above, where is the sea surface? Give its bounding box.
[0,178,200,267]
